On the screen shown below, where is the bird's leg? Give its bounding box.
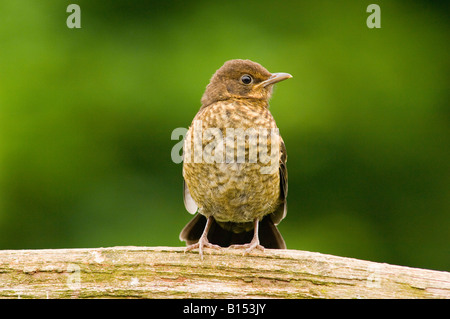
[228,218,265,254]
[185,216,221,259]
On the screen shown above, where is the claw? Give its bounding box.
[185,239,221,259]
[228,218,265,255]
[228,241,265,255]
[184,216,221,259]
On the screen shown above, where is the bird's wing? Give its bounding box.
[271,137,288,225]
[183,179,198,214]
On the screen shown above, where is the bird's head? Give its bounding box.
[201,59,292,108]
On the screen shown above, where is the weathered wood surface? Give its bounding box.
[0,246,448,299]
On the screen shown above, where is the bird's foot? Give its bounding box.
[185,236,221,260]
[228,239,265,255]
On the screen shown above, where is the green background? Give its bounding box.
[0,1,448,271]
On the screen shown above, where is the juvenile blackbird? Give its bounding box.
[179,59,292,258]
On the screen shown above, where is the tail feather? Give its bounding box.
[259,214,286,249]
[180,214,286,249]
[179,213,206,245]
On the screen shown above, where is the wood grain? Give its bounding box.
[0,246,448,298]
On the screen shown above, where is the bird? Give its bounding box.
[179,59,291,258]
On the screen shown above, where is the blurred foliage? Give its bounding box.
[0,1,448,271]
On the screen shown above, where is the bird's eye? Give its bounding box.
[240,74,253,85]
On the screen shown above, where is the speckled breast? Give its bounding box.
[183,100,281,223]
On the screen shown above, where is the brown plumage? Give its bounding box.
[179,59,292,258]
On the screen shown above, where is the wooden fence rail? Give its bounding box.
[0,246,448,298]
